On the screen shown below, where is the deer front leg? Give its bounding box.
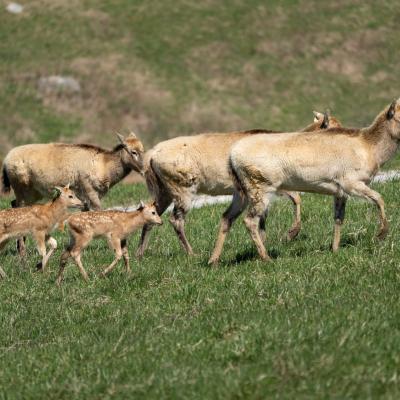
[12,199,26,256]
[101,236,123,277]
[332,196,347,252]
[33,231,48,273]
[345,181,388,240]
[79,176,101,210]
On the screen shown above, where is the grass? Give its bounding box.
[1,181,400,399]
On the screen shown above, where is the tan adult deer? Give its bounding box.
[56,201,162,285]
[2,132,144,254]
[209,99,400,264]
[137,112,341,258]
[0,185,82,273]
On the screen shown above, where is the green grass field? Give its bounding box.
[1,181,400,399]
[2,0,400,398]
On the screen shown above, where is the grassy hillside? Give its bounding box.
[1,182,400,398]
[1,0,400,155]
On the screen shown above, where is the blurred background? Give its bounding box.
[0,0,399,160]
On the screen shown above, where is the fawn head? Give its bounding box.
[313,110,342,129]
[54,184,83,209]
[137,200,163,225]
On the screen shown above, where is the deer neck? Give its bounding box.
[105,150,132,187]
[364,113,400,167]
[47,198,69,224]
[126,210,145,232]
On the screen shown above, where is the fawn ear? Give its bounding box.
[313,110,324,123]
[52,186,62,199]
[65,183,70,189]
[137,200,145,211]
[387,100,396,120]
[128,131,137,139]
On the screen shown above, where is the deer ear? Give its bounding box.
[313,110,324,122]
[387,100,396,120]
[54,186,63,193]
[65,183,70,189]
[129,131,137,139]
[116,133,126,144]
[137,200,145,211]
[320,111,329,129]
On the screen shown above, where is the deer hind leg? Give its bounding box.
[136,192,171,259]
[332,196,347,252]
[281,191,302,240]
[345,182,388,240]
[68,233,92,282]
[243,187,273,261]
[169,196,193,255]
[121,239,131,275]
[208,190,248,266]
[57,245,72,286]
[101,235,123,277]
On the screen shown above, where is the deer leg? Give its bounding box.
[12,198,26,256]
[36,235,58,271]
[33,231,47,273]
[243,190,272,261]
[258,208,268,243]
[332,196,347,252]
[101,236,123,277]
[136,194,171,259]
[208,190,247,265]
[0,235,9,279]
[282,191,302,240]
[72,252,89,282]
[346,182,388,240]
[169,200,193,255]
[121,239,131,275]
[57,247,72,286]
[79,176,101,210]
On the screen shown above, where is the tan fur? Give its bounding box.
[137,113,341,257]
[1,132,144,210]
[0,185,82,273]
[56,202,162,284]
[209,99,400,264]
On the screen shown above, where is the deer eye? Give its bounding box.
[68,195,73,199]
[152,211,156,215]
